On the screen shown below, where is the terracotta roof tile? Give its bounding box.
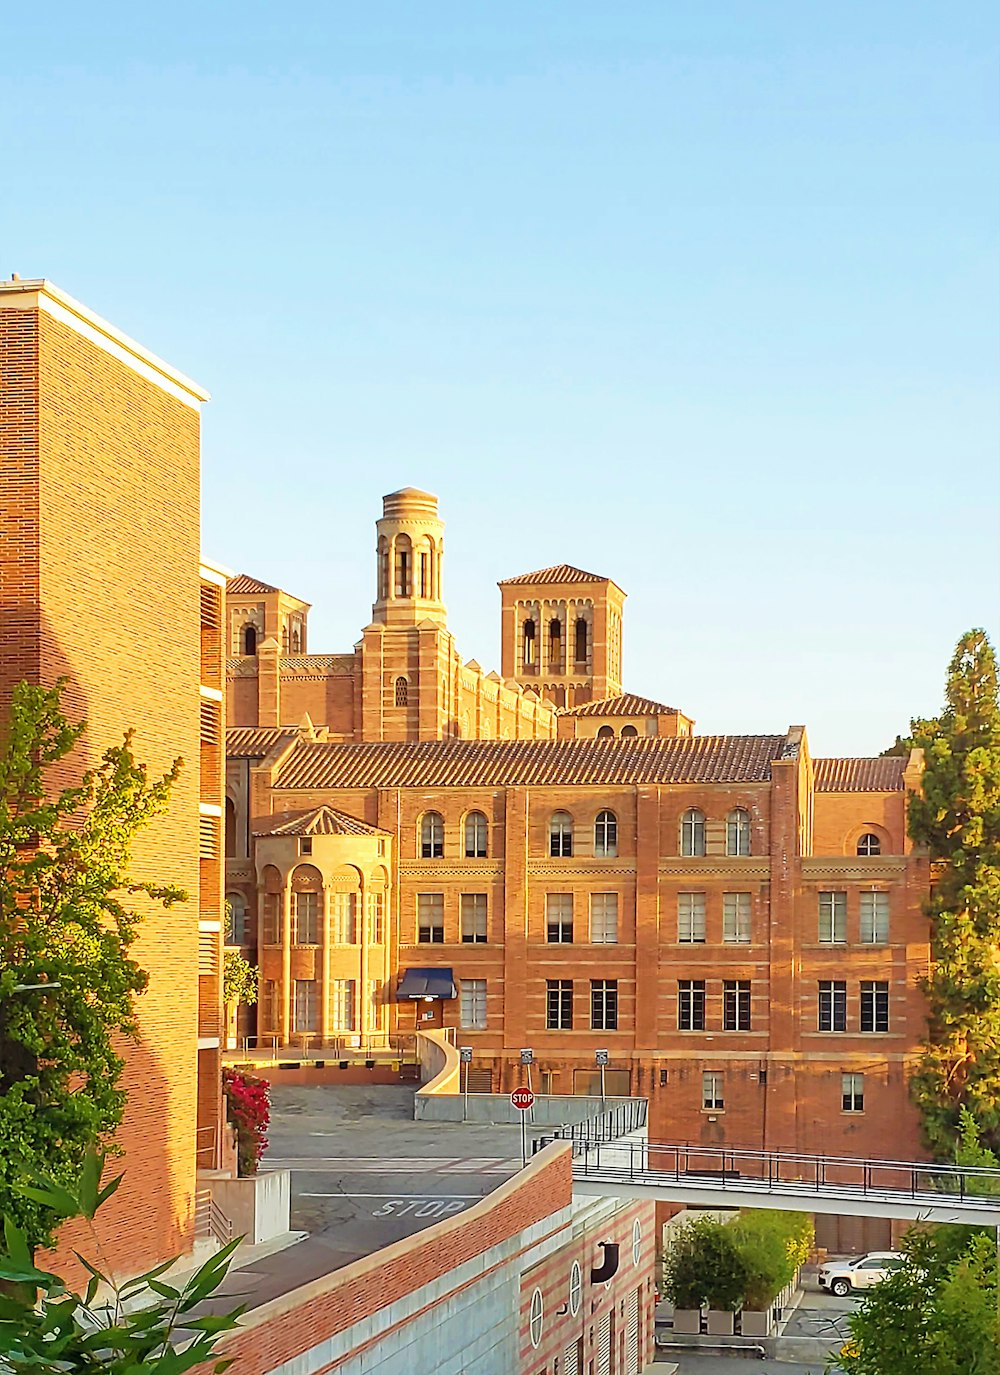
[227,727,295,759]
[814,757,907,792]
[252,804,387,837]
[498,564,609,586]
[227,573,279,595]
[274,734,786,791]
[561,693,679,717]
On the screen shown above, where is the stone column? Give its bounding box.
[359,877,371,1048]
[321,883,332,1046]
[281,881,293,1047]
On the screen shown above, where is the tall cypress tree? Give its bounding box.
[908,629,1000,1155]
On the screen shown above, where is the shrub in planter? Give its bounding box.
[729,1210,814,1311]
[222,1068,270,1176]
[662,1216,749,1314]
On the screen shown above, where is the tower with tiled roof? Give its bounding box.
[498,563,626,708]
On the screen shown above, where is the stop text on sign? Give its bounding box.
[511,1087,535,1111]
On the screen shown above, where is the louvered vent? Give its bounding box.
[200,584,221,628]
[199,816,219,858]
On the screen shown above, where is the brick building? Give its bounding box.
[225,488,930,1166]
[0,277,227,1277]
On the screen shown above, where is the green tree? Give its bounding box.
[0,1150,242,1373]
[0,681,184,1252]
[222,950,258,1009]
[837,1227,1000,1375]
[661,1216,749,1311]
[907,629,1000,1154]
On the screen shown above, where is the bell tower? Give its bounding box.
[372,488,447,627]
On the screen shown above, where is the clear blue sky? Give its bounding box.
[4,2,997,755]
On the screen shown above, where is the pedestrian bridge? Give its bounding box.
[535,1134,1000,1227]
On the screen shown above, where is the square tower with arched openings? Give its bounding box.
[498,564,625,709]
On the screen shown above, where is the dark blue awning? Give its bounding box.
[396,967,457,1000]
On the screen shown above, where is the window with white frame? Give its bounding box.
[549,811,574,857]
[589,892,619,943]
[464,811,488,858]
[594,810,618,857]
[722,892,752,943]
[293,891,320,945]
[367,891,384,944]
[569,1261,582,1315]
[860,891,889,943]
[293,979,320,1032]
[856,832,881,856]
[330,892,357,944]
[819,980,847,1031]
[590,980,618,1030]
[417,893,444,943]
[460,979,487,1029]
[330,978,355,1031]
[546,893,574,943]
[460,893,488,943]
[842,1072,864,1112]
[529,1287,544,1348]
[632,1218,642,1266]
[681,808,706,857]
[420,811,444,858]
[818,891,847,943]
[723,980,751,1031]
[860,981,889,1033]
[546,980,573,1029]
[678,980,705,1030]
[726,808,751,856]
[678,892,706,943]
[702,1070,724,1110]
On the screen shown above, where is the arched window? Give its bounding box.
[243,624,257,656]
[621,725,638,738]
[465,811,488,858]
[548,617,562,667]
[595,809,618,857]
[681,808,706,857]
[596,724,615,740]
[224,796,237,858]
[378,536,389,599]
[420,811,444,858]
[574,617,588,665]
[529,1287,544,1348]
[291,625,301,653]
[395,676,408,706]
[394,536,412,597]
[727,808,751,856]
[550,811,573,858]
[857,832,881,856]
[523,618,536,667]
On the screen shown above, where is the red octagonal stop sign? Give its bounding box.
[511,1087,535,1111]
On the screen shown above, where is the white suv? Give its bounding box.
[818,1251,905,1297]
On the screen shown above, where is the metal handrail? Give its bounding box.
[194,1189,234,1246]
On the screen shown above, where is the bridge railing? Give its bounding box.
[556,1137,1000,1204]
[532,1098,648,1157]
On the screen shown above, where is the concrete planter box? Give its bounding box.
[740,1309,774,1337]
[211,1169,290,1246]
[706,1310,735,1335]
[671,1309,702,1334]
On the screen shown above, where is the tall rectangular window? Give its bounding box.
[546,893,574,943]
[460,893,488,943]
[293,979,319,1032]
[678,893,706,943]
[261,980,277,1031]
[367,891,384,944]
[368,980,385,1031]
[262,893,280,945]
[818,980,847,1031]
[330,978,355,1031]
[859,891,889,944]
[818,892,847,943]
[722,893,752,943]
[417,893,444,944]
[330,892,357,944]
[860,981,890,1032]
[546,980,573,1029]
[293,891,320,945]
[842,1072,864,1112]
[591,980,618,1031]
[678,980,706,1031]
[723,980,751,1031]
[460,979,487,1029]
[702,1071,724,1110]
[589,893,619,944]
